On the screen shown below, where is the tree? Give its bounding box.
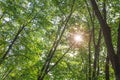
[0,0,119,80]
[90,0,120,80]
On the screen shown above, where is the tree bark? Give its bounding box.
[105,54,110,80]
[90,0,120,80]
[37,1,75,79]
[88,30,92,80]
[102,1,110,79]
[92,29,101,80]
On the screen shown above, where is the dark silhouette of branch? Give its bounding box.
[90,0,116,69]
[102,0,110,79]
[0,13,5,20]
[1,25,25,60]
[117,17,120,56]
[105,54,110,80]
[38,0,76,80]
[86,0,102,79]
[47,43,73,72]
[0,12,37,64]
[90,0,120,79]
[2,68,13,80]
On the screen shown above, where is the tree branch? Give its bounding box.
[47,43,73,72]
[38,1,76,79]
[85,0,96,46]
[90,0,116,69]
[2,68,13,80]
[1,25,25,60]
[0,12,37,64]
[117,17,120,56]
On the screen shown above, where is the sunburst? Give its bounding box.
[67,26,89,48]
[74,34,83,43]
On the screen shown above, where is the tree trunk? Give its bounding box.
[88,31,92,80]
[92,28,101,80]
[105,54,109,80]
[90,0,120,80]
[114,56,120,80]
[102,1,110,80]
[92,45,100,80]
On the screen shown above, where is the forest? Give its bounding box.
[0,0,120,80]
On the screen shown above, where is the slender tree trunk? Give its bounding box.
[38,74,46,80]
[92,29,101,80]
[114,56,120,80]
[92,39,101,79]
[85,1,92,79]
[97,54,100,76]
[90,0,120,80]
[102,1,110,80]
[105,54,110,80]
[88,31,92,80]
[38,76,43,80]
[85,1,101,79]
[92,47,99,79]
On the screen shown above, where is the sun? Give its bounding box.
[68,26,89,48]
[74,34,83,42]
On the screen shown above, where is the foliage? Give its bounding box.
[0,0,119,80]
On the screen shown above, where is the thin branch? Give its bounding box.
[38,0,76,79]
[0,11,37,64]
[45,1,75,70]
[85,0,96,46]
[88,30,92,80]
[0,13,5,20]
[102,0,106,20]
[1,25,25,60]
[97,29,102,47]
[117,16,120,55]
[2,69,13,80]
[105,53,110,80]
[47,43,73,72]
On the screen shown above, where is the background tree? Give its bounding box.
[90,0,120,80]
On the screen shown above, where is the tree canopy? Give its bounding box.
[0,0,120,80]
